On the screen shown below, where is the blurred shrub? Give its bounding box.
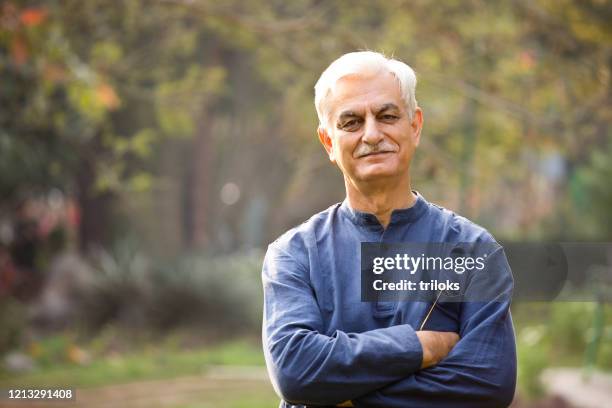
[79,239,263,336]
[149,251,263,332]
[80,239,153,330]
[547,302,594,360]
[0,298,26,355]
[514,302,612,399]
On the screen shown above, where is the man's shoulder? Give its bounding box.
[426,200,497,244]
[268,202,341,253]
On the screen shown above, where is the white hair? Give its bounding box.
[314,51,418,129]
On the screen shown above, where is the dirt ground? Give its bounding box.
[0,366,277,408]
[2,366,610,408]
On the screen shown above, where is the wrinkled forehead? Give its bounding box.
[324,72,404,120]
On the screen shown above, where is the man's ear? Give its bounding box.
[317,125,336,163]
[411,107,424,147]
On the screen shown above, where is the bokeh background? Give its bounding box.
[1,1,611,407]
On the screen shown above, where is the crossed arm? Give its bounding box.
[262,244,516,407]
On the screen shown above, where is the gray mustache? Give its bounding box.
[354,142,398,158]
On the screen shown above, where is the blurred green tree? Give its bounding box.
[1,0,610,255]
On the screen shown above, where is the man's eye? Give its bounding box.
[340,119,361,131]
[380,114,398,121]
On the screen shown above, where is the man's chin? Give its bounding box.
[354,167,400,182]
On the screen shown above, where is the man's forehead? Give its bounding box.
[325,72,403,118]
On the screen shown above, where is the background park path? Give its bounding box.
[2,367,612,408]
[0,366,277,408]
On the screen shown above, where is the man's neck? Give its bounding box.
[345,176,417,228]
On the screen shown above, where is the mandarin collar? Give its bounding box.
[340,191,429,227]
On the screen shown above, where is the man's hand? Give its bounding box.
[416,331,459,369]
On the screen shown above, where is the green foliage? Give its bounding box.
[155,65,226,137]
[576,135,612,237]
[2,0,610,248]
[517,325,549,398]
[548,302,594,355]
[26,333,71,368]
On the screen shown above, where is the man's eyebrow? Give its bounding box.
[337,111,361,122]
[375,103,400,114]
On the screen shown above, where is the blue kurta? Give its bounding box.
[262,192,516,407]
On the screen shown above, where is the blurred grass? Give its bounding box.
[175,395,279,408]
[0,335,280,407]
[2,302,610,404]
[0,338,266,389]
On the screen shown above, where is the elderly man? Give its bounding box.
[262,51,516,408]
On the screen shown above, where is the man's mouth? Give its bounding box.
[358,151,394,158]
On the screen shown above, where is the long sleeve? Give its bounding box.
[353,247,517,408]
[262,243,423,406]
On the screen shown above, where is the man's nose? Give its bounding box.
[362,118,384,145]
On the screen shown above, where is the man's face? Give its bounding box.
[318,72,423,183]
